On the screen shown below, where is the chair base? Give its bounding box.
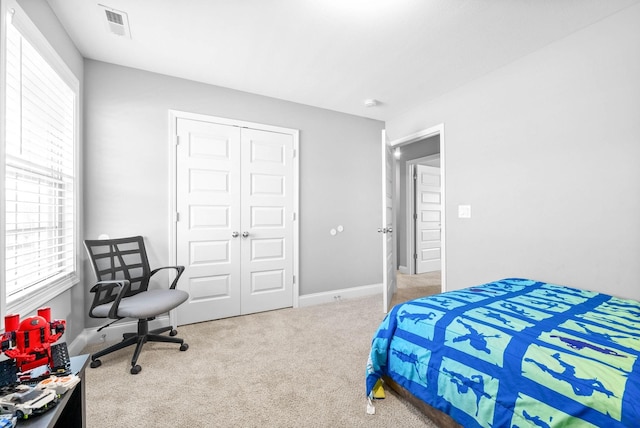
[90,318,188,374]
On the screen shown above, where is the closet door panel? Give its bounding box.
[240,128,294,315]
[176,119,242,324]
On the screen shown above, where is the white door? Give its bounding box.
[415,164,441,274]
[176,119,241,325]
[381,131,396,312]
[240,128,294,315]
[175,118,295,325]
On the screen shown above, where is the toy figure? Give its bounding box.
[1,308,66,373]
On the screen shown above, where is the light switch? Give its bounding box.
[458,205,471,219]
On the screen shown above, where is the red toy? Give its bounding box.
[1,307,66,373]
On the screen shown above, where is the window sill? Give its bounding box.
[6,274,79,317]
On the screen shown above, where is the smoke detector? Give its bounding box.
[364,99,380,108]
[99,4,131,38]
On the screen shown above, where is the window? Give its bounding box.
[1,1,79,318]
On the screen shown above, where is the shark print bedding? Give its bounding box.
[366,278,640,427]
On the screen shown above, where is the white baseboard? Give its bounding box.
[68,330,90,357]
[298,283,382,307]
[68,316,171,356]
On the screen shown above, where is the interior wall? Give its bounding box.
[8,0,85,345]
[386,3,640,300]
[83,59,384,327]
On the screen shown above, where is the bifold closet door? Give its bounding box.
[176,118,294,325]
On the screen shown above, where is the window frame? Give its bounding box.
[0,0,80,323]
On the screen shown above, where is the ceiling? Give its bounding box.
[46,0,640,122]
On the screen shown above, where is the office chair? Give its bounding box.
[84,236,189,374]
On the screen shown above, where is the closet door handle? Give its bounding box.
[232,231,239,238]
[242,231,250,238]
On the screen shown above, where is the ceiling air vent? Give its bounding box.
[99,4,131,38]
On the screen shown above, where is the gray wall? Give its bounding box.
[387,3,640,300]
[10,0,85,344]
[83,60,384,327]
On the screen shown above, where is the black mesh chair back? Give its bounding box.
[85,236,151,309]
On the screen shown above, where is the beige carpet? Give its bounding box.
[82,294,440,427]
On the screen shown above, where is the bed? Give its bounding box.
[366,278,640,427]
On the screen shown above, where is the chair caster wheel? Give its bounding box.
[169,329,178,336]
[180,343,189,351]
[131,365,142,374]
[90,359,102,368]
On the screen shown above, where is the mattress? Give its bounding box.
[366,278,640,427]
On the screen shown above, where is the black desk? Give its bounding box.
[20,354,89,428]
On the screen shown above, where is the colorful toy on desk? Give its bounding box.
[0,384,58,421]
[36,374,79,395]
[1,308,66,373]
[0,413,17,428]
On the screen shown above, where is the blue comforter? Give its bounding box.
[366,278,640,427]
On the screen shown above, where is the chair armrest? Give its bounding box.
[149,266,185,289]
[89,280,131,319]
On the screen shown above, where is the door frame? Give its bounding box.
[406,155,440,276]
[388,123,446,292]
[167,110,300,326]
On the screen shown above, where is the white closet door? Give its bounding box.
[415,164,441,274]
[240,128,294,314]
[176,119,242,325]
[175,118,296,325]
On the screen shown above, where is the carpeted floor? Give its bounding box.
[391,270,441,307]
[82,294,441,427]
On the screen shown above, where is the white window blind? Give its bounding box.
[4,20,77,303]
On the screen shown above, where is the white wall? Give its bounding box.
[387,4,640,300]
[83,60,384,326]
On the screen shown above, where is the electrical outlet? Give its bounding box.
[458,205,471,219]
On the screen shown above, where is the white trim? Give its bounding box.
[292,129,300,308]
[168,110,296,135]
[168,111,179,328]
[167,110,300,325]
[407,164,416,274]
[388,123,447,292]
[68,329,90,357]
[298,283,382,307]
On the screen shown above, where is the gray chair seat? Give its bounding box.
[91,289,189,319]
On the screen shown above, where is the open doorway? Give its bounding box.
[387,125,445,307]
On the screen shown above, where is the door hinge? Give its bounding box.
[413,213,418,220]
[413,253,418,260]
[175,212,180,222]
[293,275,296,284]
[292,212,296,221]
[293,149,297,158]
[175,135,180,146]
